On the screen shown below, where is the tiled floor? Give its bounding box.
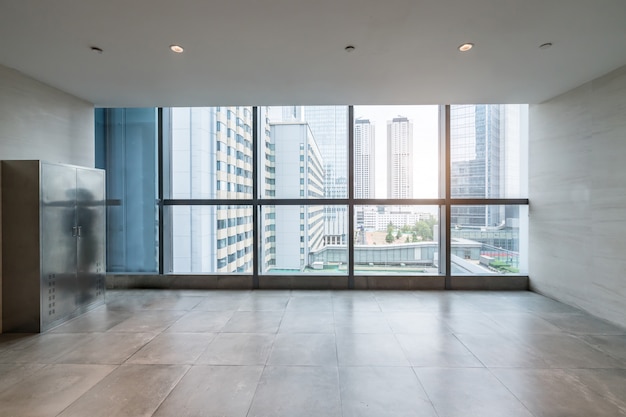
[1,290,625,417]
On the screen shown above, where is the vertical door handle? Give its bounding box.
[77,226,82,237]
[72,226,77,237]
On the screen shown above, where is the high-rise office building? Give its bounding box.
[387,116,414,199]
[166,106,254,273]
[302,106,348,244]
[354,118,376,199]
[269,122,325,270]
[450,104,526,228]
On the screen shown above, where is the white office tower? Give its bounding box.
[354,118,376,199]
[302,106,349,244]
[168,107,254,273]
[387,116,414,199]
[270,122,325,270]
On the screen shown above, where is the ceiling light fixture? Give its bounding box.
[539,42,553,50]
[90,46,103,54]
[170,44,184,53]
[458,43,474,52]
[345,45,355,52]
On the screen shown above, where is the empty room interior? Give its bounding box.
[1,1,625,416]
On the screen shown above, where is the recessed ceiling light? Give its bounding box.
[345,45,356,52]
[539,42,552,50]
[458,43,474,52]
[170,45,184,53]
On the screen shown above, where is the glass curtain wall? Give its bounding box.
[95,108,159,272]
[96,104,529,279]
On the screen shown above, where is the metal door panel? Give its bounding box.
[41,163,77,328]
[76,168,106,308]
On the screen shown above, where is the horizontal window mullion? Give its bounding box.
[163,199,253,206]
[257,198,349,205]
[355,199,445,205]
[448,198,529,205]
[161,199,530,206]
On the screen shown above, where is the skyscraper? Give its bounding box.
[303,106,349,244]
[450,104,525,227]
[167,106,254,273]
[354,118,376,199]
[387,116,414,199]
[269,122,325,270]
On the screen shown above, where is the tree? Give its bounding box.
[396,230,402,240]
[385,230,395,244]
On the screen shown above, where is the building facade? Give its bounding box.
[387,116,414,199]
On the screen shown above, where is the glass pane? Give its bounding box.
[260,205,348,275]
[353,106,439,199]
[166,205,253,273]
[165,107,253,199]
[97,108,158,273]
[259,106,348,199]
[450,104,528,198]
[451,205,528,275]
[354,205,439,274]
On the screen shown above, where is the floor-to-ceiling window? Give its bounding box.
[96,104,528,284]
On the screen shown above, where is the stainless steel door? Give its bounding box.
[41,162,77,329]
[76,168,106,308]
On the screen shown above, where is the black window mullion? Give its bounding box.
[348,105,355,288]
[252,107,259,288]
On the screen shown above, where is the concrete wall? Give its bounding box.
[0,64,95,332]
[529,64,626,327]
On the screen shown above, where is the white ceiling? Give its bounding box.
[1,0,625,107]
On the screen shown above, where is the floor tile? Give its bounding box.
[0,363,46,394]
[396,333,484,367]
[165,310,233,333]
[334,311,392,334]
[49,309,133,333]
[57,364,189,417]
[385,312,450,334]
[484,312,563,335]
[0,364,115,417]
[521,334,625,368]
[55,332,156,364]
[286,295,333,312]
[454,332,548,368]
[493,368,626,417]
[442,313,506,335]
[339,366,437,417]
[196,333,275,365]
[332,292,381,312]
[579,334,626,362]
[375,294,425,312]
[0,289,624,417]
[154,365,264,417]
[0,333,96,364]
[248,366,341,417]
[279,311,334,333]
[136,296,204,311]
[415,367,534,417]
[237,295,290,311]
[107,310,186,333]
[540,313,626,335]
[126,333,215,365]
[566,368,626,411]
[268,333,337,366]
[336,333,409,366]
[221,311,284,333]
[192,292,252,311]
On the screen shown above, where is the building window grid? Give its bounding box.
[158,105,527,282]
